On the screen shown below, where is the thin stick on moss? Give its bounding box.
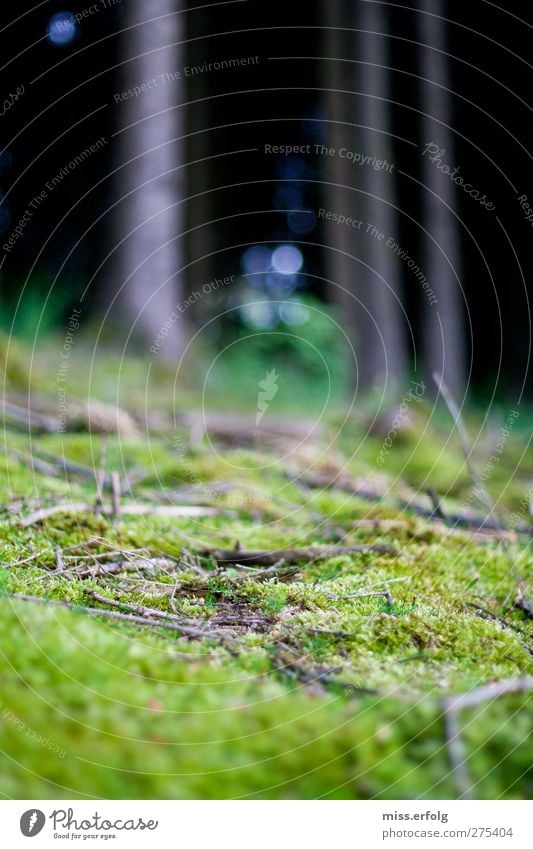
[111,470,121,519]
[54,547,64,571]
[94,435,107,515]
[86,589,191,623]
[293,468,522,533]
[328,589,394,607]
[230,559,300,582]
[433,372,496,517]
[20,502,219,526]
[442,675,533,799]
[6,549,52,568]
[434,373,532,612]
[288,626,354,638]
[10,592,241,648]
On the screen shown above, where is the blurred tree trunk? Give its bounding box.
[323,4,358,379]
[112,0,185,358]
[185,10,214,305]
[323,0,406,392]
[419,1,466,396]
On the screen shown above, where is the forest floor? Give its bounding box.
[0,347,532,799]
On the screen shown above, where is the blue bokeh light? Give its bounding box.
[271,245,303,275]
[241,245,271,274]
[47,12,79,46]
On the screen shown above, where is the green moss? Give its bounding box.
[0,600,531,799]
[0,378,531,799]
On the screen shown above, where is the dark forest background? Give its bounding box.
[0,0,532,404]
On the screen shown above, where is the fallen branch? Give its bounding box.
[443,704,474,799]
[69,557,178,578]
[443,676,533,713]
[2,400,59,433]
[292,469,525,534]
[62,548,149,562]
[201,543,397,567]
[179,411,323,443]
[20,502,219,526]
[11,446,146,495]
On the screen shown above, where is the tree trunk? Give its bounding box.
[112,0,185,358]
[419,1,466,396]
[323,0,406,392]
[323,3,358,381]
[185,10,214,308]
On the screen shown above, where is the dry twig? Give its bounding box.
[5,549,52,568]
[11,592,240,648]
[433,372,496,517]
[94,436,107,515]
[442,676,533,799]
[111,470,121,519]
[20,502,219,526]
[54,547,64,571]
[3,400,59,432]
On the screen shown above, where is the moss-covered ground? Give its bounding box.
[0,348,531,799]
